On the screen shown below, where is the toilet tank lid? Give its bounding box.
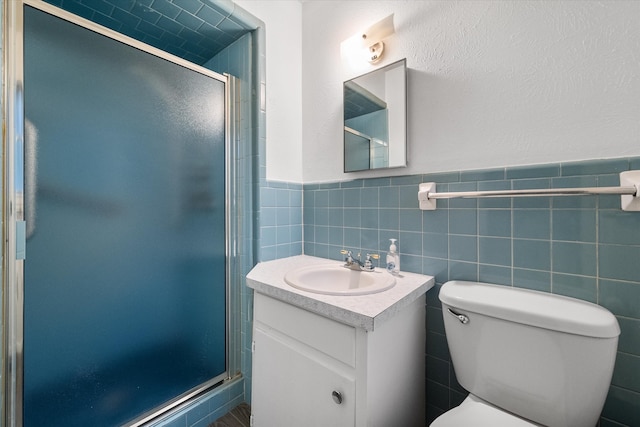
[439,281,620,338]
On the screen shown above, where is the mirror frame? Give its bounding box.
[343,58,407,173]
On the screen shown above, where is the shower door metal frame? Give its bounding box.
[2,1,239,425]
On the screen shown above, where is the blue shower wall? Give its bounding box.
[42,0,252,65]
[300,157,640,427]
[149,378,244,427]
[204,28,257,404]
[152,28,256,427]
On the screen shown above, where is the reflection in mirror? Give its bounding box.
[344,59,406,172]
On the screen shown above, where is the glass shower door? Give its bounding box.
[22,5,228,426]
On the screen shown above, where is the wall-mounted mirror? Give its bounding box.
[343,58,406,172]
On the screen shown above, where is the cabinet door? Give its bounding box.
[252,327,355,427]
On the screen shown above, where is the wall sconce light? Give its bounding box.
[360,14,395,64]
[341,14,395,65]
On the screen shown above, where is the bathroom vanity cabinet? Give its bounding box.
[247,255,433,427]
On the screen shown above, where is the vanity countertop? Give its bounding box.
[246,255,434,331]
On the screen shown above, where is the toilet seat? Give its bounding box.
[430,394,541,426]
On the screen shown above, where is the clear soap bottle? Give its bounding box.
[386,238,400,275]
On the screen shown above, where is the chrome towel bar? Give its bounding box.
[418,170,640,211]
[426,185,636,199]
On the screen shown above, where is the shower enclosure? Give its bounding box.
[3,1,239,425]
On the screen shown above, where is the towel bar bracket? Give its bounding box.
[620,170,640,211]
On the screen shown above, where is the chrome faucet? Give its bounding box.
[340,250,379,272]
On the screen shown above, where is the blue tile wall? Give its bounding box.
[303,157,640,427]
[148,378,245,427]
[43,0,251,64]
[136,13,257,427]
[259,181,303,261]
[203,24,258,421]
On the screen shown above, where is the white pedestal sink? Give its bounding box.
[284,264,396,296]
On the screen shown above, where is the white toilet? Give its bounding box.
[431,281,620,427]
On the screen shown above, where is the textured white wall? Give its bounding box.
[234,0,303,183]
[301,1,640,183]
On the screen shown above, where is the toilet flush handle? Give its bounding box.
[447,308,469,324]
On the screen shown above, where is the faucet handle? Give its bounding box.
[363,253,379,271]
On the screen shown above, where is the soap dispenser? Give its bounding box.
[386,238,400,275]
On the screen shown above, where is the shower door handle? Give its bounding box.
[24,118,38,241]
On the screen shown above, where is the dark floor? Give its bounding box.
[209,403,251,427]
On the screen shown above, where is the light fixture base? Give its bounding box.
[367,41,384,64]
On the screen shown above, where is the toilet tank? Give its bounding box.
[439,281,620,427]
